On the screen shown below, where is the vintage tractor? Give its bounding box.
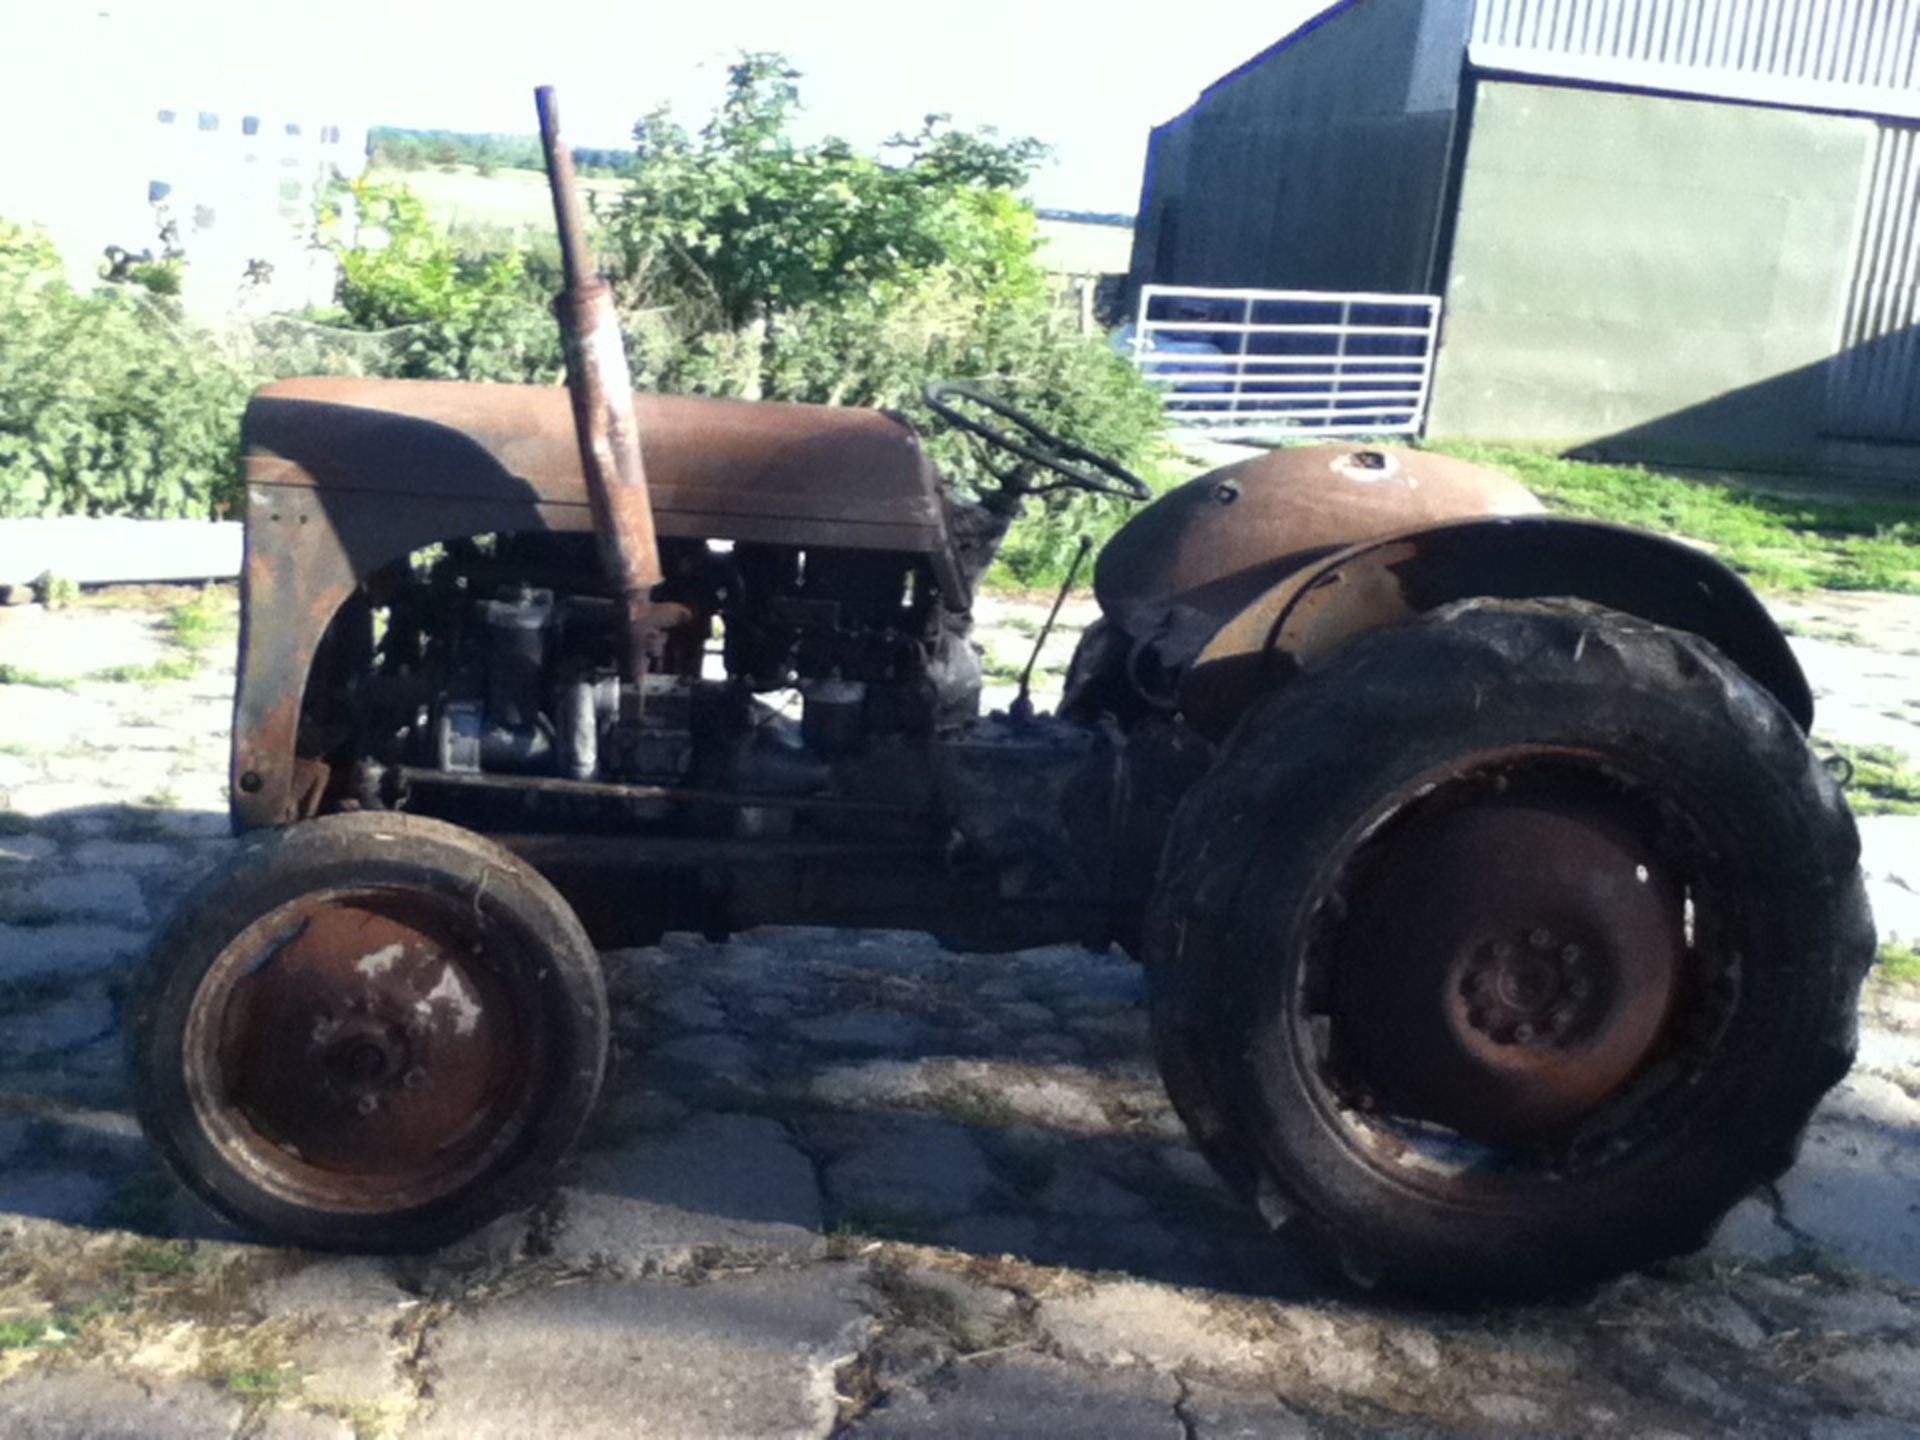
[127,90,1876,1303]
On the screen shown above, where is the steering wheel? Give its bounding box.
[923,381,1152,502]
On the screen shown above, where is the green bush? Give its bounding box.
[0,221,255,518]
[2,53,1165,574]
[317,180,562,384]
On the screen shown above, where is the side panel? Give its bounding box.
[1180,516,1813,739]
[1426,80,1874,471]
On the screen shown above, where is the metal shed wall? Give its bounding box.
[1425,78,1878,469]
[1128,0,1473,296]
[1827,119,1920,454]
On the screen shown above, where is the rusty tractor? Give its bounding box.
[127,88,1876,1303]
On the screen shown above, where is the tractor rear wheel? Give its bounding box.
[128,812,608,1251]
[1147,599,1875,1302]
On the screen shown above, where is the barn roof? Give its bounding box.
[1200,1,1920,125]
[1470,0,1920,124]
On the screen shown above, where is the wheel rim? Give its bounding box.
[183,886,547,1215]
[1312,759,1705,1155]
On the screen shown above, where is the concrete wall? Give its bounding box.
[1426,79,1875,471]
[1129,0,1473,296]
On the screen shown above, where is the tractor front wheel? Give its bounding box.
[128,812,608,1251]
[1147,599,1875,1302]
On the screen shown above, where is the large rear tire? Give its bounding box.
[128,812,609,1251]
[1147,600,1875,1302]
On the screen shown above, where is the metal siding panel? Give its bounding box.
[1469,0,1920,107]
[1430,82,1873,468]
[1830,122,1920,440]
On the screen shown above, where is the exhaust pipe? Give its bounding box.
[534,84,665,680]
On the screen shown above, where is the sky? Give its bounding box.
[11,0,1329,213]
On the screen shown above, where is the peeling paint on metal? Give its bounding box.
[356,943,404,978]
[419,965,484,1035]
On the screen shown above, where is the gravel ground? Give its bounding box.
[0,587,1917,1440]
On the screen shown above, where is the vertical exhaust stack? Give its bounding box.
[535,84,665,681]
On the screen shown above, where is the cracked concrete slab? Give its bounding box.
[408,1267,871,1440]
[1179,1379,1317,1439]
[850,1352,1182,1439]
[0,1370,242,1440]
[554,1112,829,1273]
[1039,1279,1283,1380]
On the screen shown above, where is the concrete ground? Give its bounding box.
[0,586,1917,1440]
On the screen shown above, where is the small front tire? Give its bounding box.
[128,812,609,1252]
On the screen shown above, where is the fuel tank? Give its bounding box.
[1093,444,1543,644]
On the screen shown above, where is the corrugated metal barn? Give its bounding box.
[1130,0,1920,479]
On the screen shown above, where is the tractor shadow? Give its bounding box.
[4,816,1917,1308]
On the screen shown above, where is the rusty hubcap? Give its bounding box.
[185,888,543,1214]
[1329,791,1687,1147]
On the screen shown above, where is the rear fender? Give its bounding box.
[1179,516,1812,740]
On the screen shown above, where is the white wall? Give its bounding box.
[0,9,364,317]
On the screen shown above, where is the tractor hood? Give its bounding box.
[242,377,951,557]
[1094,444,1544,646]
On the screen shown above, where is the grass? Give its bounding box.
[925,1084,1021,1130]
[85,655,199,685]
[1880,941,1920,985]
[0,664,75,690]
[869,1266,1024,1354]
[0,1296,119,1353]
[1779,620,1869,646]
[0,586,233,690]
[163,589,230,650]
[832,1203,937,1243]
[977,649,1026,684]
[0,1318,59,1350]
[978,439,1916,598]
[122,1241,198,1280]
[218,1364,296,1399]
[1424,442,1920,595]
[1823,741,1920,816]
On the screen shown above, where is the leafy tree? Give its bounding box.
[603,52,1166,580]
[606,54,1049,329]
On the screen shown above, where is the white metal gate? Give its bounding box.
[1128,285,1444,436]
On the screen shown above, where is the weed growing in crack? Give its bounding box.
[871,1265,1024,1355]
[925,1084,1020,1131]
[834,1204,938,1243]
[0,1295,120,1352]
[122,1240,198,1280]
[219,1364,298,1399]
